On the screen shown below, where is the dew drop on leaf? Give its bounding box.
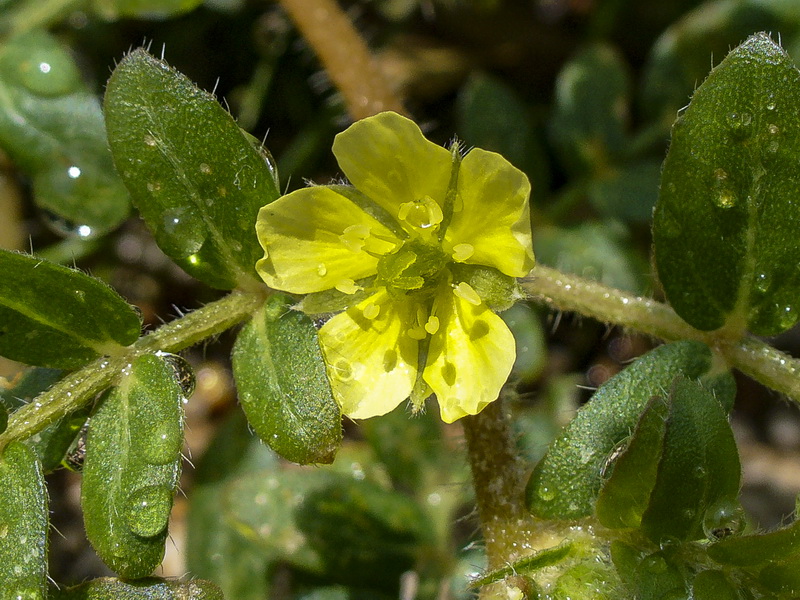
[703,499,746,539]
[726,111,753,141]
[754,272,771,293]
[125,484,173,537]
[156,352,196,398]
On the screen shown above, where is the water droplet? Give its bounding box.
[140,421,182,465]
[714,190,737,209]
[40,210,98,240]
[754,272,771,293]
[538,486,555,502]
[767,101,776,111]
[144,134,158,147]
[779,304,798,330]
[230,240,243,252]
[703,499,746,539]
[331,358,353,381]
[712,167,737,208]
[693,465,707,479]
[199,163,212,174]
[316,263,328,277]
[156,351,196,398]
[726,111,753,140]
[125,484,173,538]
[765,123,781,155]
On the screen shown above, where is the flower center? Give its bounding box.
[375,238,448,297]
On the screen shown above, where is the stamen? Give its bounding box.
[424,315,440,335]
[335,279,362,294]
[452,243,474,262]
[453,282,482,306]
[362,303,380,320]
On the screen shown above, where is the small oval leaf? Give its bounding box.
[654,33,800,335]
[0,249,141,369]
[104,48,280,290]
[232,294,341,464]
[82,353,184,578]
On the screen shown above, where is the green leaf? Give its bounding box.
[0,30,130,238]
[224,469,429,591]
[550,43,630,175]
[692,569,740,600]
[54,576,223,599]
[104,48,280,290]
[82,353,184,578]
[639,376,742,543]
[654,33,800,334]
[232,294,341,464]
[533,222,647,294]
[0,250,141,369]
[186,410,277,600]
[587,159,661,223]
[0,442,48,598]
[90,0,202,19]
[708,515,800,567]
[595,395,669,530]
[456,72,549,196]
[525,341,733,520]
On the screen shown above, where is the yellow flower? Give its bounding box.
[256,112,534,423]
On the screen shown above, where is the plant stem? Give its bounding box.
[277,0,406,120]
[522,263,800,402]
[462,400,548,599]
[0,290,264,452]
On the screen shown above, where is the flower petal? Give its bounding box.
[445,148,534,277]
[332,112,453,219]
[256,186,399,293]
[423,288,515,423]
[319,289,419,419]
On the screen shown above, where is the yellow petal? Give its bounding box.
[445,148,535,277]
[332,112,453,221]
[256,186,399,293]
[423,288,515,423]
[319,289,418,419]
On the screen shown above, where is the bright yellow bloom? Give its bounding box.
[256,112,534,423]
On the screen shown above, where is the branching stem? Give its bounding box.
[0,290,265,453]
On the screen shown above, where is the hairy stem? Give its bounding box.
[0,290,264,452]
[277,0,406,120]
[462,400,542,599]
[523,263,800,402]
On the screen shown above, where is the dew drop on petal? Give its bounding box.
[317,263,328,277]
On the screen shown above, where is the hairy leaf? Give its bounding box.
[82,354,184,578]
[526,341,734,520]
[0,250,141,369]
[104,49,280,290]
[654,33,800,334]
[54,576,223,599]
[232,294,341,464]
[0,442,48,598]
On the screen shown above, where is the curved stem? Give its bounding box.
[277,0,406,120]
[0,290,265,452]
